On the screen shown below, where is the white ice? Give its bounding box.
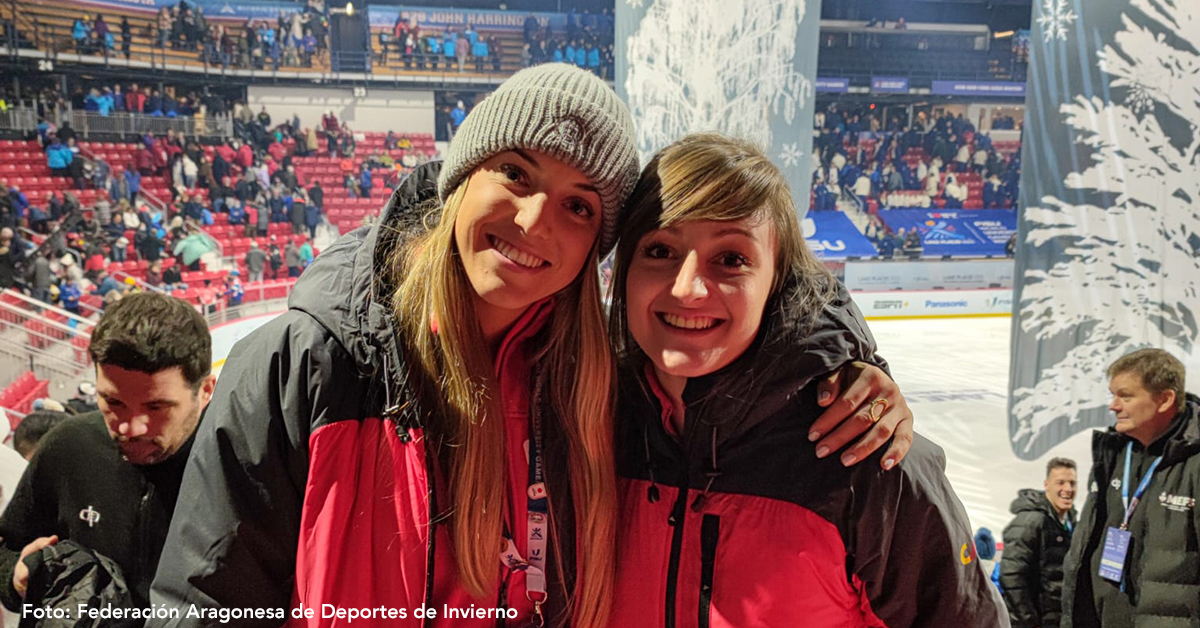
[869,315,1095,537]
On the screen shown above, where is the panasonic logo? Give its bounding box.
[925,300,969,308]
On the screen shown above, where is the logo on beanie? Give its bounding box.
[552,117,584,149]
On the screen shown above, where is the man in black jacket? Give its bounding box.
[0,293,216,612]
[1000,457,1077,627]
[1062,348,1200,627]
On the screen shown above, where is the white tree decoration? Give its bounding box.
[1037,0,1078,42]
[1012,0,1200,454]
[623,0,813,164]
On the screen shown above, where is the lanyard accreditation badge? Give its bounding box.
[1098,442,1163,591]
[499,407,550,627]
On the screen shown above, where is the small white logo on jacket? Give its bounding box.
[1159,492,1196,513]
[79,505,101,527]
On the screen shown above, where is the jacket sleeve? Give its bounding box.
[1000,511,1044,627]
[850,435,1009,627]
[149,311,352,626]
[1060,475,1101,628]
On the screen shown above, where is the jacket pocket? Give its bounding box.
[699,514,720,628]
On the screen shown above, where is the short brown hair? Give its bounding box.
[88,292,212,388]
[1107,348,1186,412]
[1046,457,1076,477]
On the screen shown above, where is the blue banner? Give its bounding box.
[803,211,878,260]
[815,77,849,93]
[75,0,301,21]
[871,76,909,93]
[368,5,568,32]
[931,80,1026,97]
[878,209,1016,257]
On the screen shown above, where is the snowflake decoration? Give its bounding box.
[625,0,646,8]
[779,143,802,168]
[1037,0,1077,42]
[1125,83,1155,114]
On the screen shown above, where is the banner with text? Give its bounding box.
[879,208,1016,257]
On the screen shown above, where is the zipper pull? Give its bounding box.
[647,484,660,504]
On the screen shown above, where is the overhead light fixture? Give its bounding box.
[346,2,354,15]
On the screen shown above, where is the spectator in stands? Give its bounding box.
[12,410,68,461]
[244,241,266,283]
[224,270,243,307]
[268,241,282,279]
[983,174,1005,209]
[1006,234,1017,257]
[45,137,72,177]
[450,100,467,136]
[954,139,971,173]
[144,260,163,288]
[29,251,52,304]
[93,14,110,52]
[72,16,91,54]
[92,270,123,302]
[304,197,321,239]
[135,224,161,262]
[358,166,372,200]
[574,38,587,68]
[455,30,469,73]
[944,174,967,209]
[58,279,81,314]
[298,236,313,269]
[0,228,23,291]
[338,124,356,158]
[161,260,181,286]
[120,17,131,59]
[283,238,301,277]
[287,189,307,236]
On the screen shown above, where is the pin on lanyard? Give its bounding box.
[499,407,549,627]
[1120,441,1163,531]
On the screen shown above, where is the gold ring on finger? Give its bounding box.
[869,398,889,423]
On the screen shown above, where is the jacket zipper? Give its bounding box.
[664,468,689,628]
[698,514,720,628]
[137,482,153,596]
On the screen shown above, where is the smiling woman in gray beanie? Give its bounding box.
[151,63,638,628]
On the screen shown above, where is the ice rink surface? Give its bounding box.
[869,315,1094,536]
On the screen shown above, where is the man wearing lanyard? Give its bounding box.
[999,457,1078,628]
[1061,348,1200,627]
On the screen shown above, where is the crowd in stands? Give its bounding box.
[64,0,332,72]
[810,104,1023,214]
[381,19,501,73]
[2,101,431,317]
[521,9,615,77]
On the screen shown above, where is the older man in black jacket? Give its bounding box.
[1061,348,1200,627]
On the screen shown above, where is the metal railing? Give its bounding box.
[0,290,95,399]
[66,110,232,140]
[200,281,294,327]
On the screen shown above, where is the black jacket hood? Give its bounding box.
[285,161,441,396]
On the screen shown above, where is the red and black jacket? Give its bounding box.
[609,286,1009,627]
[149,162,580,627]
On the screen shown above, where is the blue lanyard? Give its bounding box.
[1063,517,1073,533]
[1120,442,1163,531]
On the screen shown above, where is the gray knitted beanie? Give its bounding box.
[437,63,639,255]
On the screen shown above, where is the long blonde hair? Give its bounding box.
[391,182,616,627]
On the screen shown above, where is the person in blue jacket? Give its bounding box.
[472,37,488,72]
[46,139,73,175]
[59,281,81,314]
[587,44,600,76]
[564,40,576,66]
[574,41,586,67]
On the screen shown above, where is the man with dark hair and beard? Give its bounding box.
[0,292,215,612]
